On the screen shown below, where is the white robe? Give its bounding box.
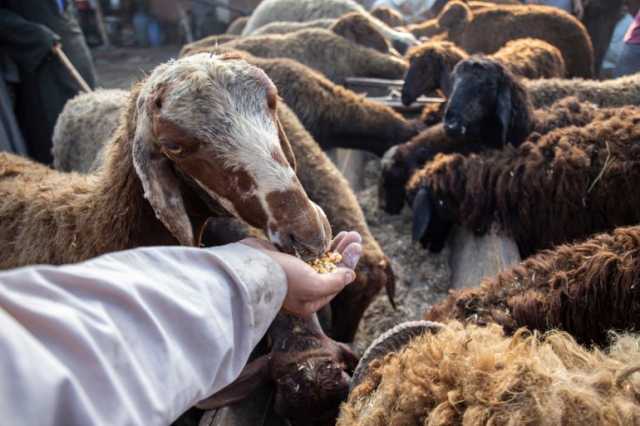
[0,243,287,426]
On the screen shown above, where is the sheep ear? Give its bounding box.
[412,187,433,242]
[277,115,297,172]
[496,81,512,146]
[438,2,471,35]
[132,98,195,247]
[196,355,272,409]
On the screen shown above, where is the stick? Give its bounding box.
[52,45,93,93]
[92,0,111,48]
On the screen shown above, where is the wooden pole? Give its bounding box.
[93,0,111,48]
[52,45,93,93]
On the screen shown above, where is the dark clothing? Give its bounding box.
[0,52,27,155]
[0,0,96,164]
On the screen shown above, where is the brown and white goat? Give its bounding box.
[0,53,331,267]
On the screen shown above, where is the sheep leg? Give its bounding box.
[448,225,521,290]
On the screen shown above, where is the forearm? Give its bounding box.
[0,243,287,426]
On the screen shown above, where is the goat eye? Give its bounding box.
[162,142,183,156]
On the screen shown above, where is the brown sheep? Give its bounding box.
[426,225,640,346]
[402,38,566,106]
[225,16,249,34]
[370,5,405,28]
[181,27,407,84]
[437,1,594,78]
[407,110,640,256]
[526,72,640,109]
[0,53,331,267]
[338,321,640,425]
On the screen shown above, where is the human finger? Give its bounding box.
[333,231,362,254]
[304,267,356,299]
[338,242,362,270]
[329,231,348,252]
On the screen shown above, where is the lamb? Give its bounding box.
[180,28,408,84]
[407,110,640,257]
[53,77,398,343]
[402,38,566,106]
[241,0,418,54]
[435,1,595,78]
[526,72,640,109]
[1,53,332,267]
[370,5,405,28]
[426,225,640,346]
[225,16,248,35]
[338,321,640,425]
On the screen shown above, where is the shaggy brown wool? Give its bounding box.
[407,110,640,257]
[526,73,640,109]
[337,322,640,425]
[402,39,565,106]
[438,1,594,78]
[183,48,419,156]
[426,225,640,346]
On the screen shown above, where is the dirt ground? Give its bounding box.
[91,46,452,356]
[93,46,180,89]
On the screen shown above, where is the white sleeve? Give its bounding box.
[0,243,287,426]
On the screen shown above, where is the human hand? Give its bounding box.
[239,231,363,318]
[573,0,584,19]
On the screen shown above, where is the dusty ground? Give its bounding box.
[91,46,452,356]
[93,46,180,89]
[352,162,450,354]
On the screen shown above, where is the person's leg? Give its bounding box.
[614,42,640,77]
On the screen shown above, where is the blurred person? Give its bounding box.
[615,0,640,77]
[524,0,584,18]
[0,231,362,426]
[0,0,96,165]
[0,51,27,155]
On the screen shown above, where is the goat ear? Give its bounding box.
[412,187,433,242]
[496,80,512,146]
[132,92,195,247]
[276,115,297,172]
[196,355,271,409]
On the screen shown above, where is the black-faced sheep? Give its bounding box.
[526,72,640,109]
[382,57,625,216]
[407,110,640,256]
[242,0,418,54]
[402,39,566,106]
[0,53,331,267]
[53,83,397,343]
[426,225,640,346]
[436,1,595,78]
[181,28,408,84]
[338,321,640,425]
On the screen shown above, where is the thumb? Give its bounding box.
[309,267,356,299]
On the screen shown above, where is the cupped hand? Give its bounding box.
[239,231,363,318]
